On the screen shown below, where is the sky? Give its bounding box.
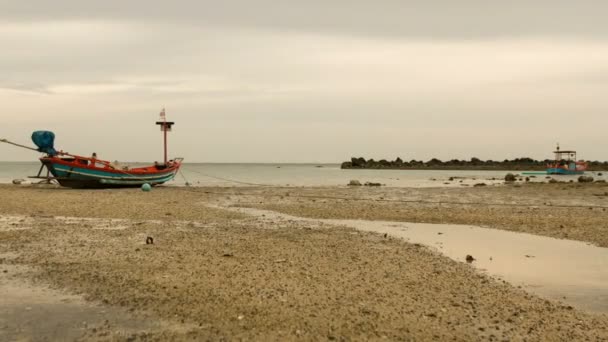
[1,1,607,163]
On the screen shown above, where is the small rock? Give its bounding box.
[364,182,382,187]
[473,183,487,187]
[548,178,558,183]
[223,252,234,257]
[348,180,362,186]
[505,173,516,182]
[578,175,594,183]
[465,255,475,263]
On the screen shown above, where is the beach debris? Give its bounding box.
[141,183,152,192]
[364,182,382,187]
[145,236,154,245]
[598,172,603,176]
[12,179,25,185]
[274,258,287,263]
[473,183,487,187]
[348,180,362,186]
[222,251,234,257]
[548,178,558,183]
[525,255,535,258]
[525,177,530,182]
[383,233,388,238]
[437,232,443,235]
[578,176,594,183]
[504,173,516,182]
[465,255,475,263]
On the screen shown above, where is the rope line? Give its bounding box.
[181,166,273,187]
[178,169,191,186]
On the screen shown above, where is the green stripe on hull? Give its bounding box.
[99,174,176,185]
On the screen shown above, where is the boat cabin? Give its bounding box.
[547,144,587,174]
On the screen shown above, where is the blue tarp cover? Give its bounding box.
[31,131,57,156]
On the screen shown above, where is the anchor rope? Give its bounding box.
[180,166,273,187]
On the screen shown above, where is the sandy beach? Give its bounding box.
[1,182,608,340]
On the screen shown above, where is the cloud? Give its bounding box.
[2,1,608,39]
[1,3,608,162]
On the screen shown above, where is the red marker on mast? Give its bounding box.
[155,108,174,164]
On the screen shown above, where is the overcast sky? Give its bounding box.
[2,1,607,162]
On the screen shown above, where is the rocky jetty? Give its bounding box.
[341,157,608,171]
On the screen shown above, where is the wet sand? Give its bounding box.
[225,206,608,314]
[1,183,608,340]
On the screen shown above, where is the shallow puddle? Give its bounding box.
[229,206,608,314]
[0,265,159,341]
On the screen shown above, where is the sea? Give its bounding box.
[1,162,602,188]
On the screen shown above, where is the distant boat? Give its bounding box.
[2,109,182,188]
[546,144,587,175]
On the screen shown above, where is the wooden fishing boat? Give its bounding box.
[546,144,587,175]
[2,109,182,188]
[37,155,183,188]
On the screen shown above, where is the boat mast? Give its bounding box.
[155,108,174,164]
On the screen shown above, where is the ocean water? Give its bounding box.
[0,162,601,188]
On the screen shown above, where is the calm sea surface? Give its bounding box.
[0,162,600,188]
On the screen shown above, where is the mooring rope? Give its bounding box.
[180,166,273,187]
[178,169,192,186]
